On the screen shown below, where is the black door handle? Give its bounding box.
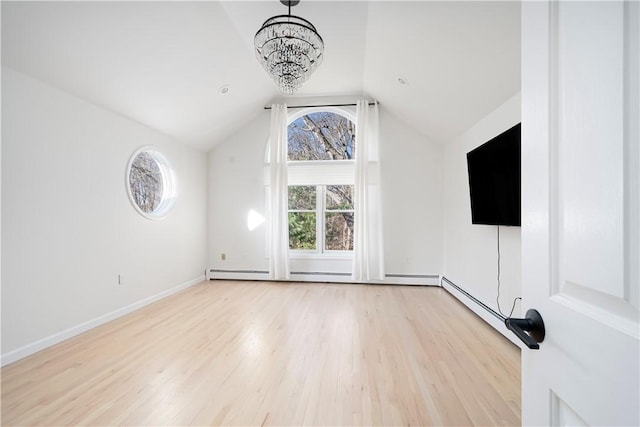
[505,309,545,349]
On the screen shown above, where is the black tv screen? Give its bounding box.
[466,123,521,226]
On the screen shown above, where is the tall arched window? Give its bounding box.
[286,109,356,255]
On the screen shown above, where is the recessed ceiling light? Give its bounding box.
[397,76,408,85]
[219,85,230,95]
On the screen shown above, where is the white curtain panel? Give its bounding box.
[268,104,290,280]
[352,100,385,281]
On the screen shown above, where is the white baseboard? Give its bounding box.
[209,269,440,286]
[1,276,205,367]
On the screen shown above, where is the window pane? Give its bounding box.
[288,112,355,161]
[129,151,164,214]
[288,186,316,210]
[325,212,354,251]
[326,185,354,210]
[289,212,316,250]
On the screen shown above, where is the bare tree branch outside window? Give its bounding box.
[288,112,355,161]
[129,152,163,214]
[325,185,354,251]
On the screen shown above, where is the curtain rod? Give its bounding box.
[263,102,378,110]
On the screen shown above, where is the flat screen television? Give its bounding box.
[466,123,521,226]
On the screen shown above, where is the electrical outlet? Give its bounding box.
[221,253,226,261]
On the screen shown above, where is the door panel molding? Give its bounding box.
[550,391,588,427]
[552,282,639,339]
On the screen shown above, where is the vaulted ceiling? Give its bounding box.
[2,1,520,151]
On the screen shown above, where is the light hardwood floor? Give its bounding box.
[1,281,521,426]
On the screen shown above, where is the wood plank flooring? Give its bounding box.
[1,281,520,426]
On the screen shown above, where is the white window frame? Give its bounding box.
[288,184,355,257]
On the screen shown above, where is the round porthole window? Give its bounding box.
[126,147,177,219]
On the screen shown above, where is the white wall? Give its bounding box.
[442,93,522,341]
[1,67,208,362]
[208,104,443,284]
[380,109,443,277]
[208,110,271,274]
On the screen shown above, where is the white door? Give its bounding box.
[521,1,639,426]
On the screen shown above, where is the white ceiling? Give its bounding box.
[1,1,520,151]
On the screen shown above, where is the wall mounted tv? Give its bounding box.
[466,123,521,226]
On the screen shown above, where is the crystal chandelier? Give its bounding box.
[254,0,324,95]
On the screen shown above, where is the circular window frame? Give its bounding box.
[125,146,177,220]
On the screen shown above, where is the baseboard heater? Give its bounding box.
[440,276,506,322]
[209,269,269,275]
[209,269,438,284]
